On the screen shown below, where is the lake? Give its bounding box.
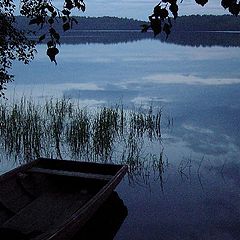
[4,32,240,239]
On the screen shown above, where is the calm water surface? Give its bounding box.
[4,36,240,239]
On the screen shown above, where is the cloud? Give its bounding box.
[6,82,103,101]
[182,124,214,135]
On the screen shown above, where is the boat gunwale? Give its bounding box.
[0,159,41,181]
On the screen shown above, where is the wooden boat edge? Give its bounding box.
[0,159,40,181]
[0,158,127,181]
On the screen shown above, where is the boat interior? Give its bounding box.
[0,159,121,239]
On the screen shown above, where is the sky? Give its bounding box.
[14,0,229,20]
[63,0,227,20]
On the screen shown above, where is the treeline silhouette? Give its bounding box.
[16,16,145,31]
[16,15,240,31]
[16,15,240,47]
[173,15,240,32]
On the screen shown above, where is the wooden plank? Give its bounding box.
[3,191,91,236]
[28,168,113,181]
[37,158,124,175]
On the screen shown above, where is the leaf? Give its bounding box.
[38,34,46,42]
[65,0,74,10]
[141,24,150,33]
[47,5,54,13]
[62,9,71,16]
[49,28,57,35]
[75,1,86,11]
[48,17,54,25]
[53,32,60,41]
[229,3,240,16]
[52,11,57,18]
[62,16,68,23]
[154,5,161,17]
[29,16,45,26]
[162,0,177,3]
[75,1,81,9]
[195,0,208,6]
[63,22,71,31]
[169,3,178,19]
[47,40,54,48]
[150,17,162,36]
[80,3,86,12]
[221,0,234,9]
[47,47,59,64]
[159,9,169,19]
[29,18,38,25]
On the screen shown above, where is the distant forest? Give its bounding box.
[16,15,240,47]
[173,15,240,31]
[16,15,240,31]
[16,16,145,31]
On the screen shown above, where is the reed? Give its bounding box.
[66,107,90,158]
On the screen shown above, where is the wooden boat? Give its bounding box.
[0,158,127,240]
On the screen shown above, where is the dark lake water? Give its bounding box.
[4,32,240,239]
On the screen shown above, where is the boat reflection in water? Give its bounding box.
[72,191,128,240]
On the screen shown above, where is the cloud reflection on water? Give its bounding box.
[142,74,240,85]
[5,38,240,240]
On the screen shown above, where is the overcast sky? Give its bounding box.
[15,1,228,20]
[69,0,227,20]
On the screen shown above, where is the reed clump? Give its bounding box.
[0,98,164,166]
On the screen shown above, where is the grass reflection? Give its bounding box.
[0,98,165,176]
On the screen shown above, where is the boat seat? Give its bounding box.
[28,167,113,181]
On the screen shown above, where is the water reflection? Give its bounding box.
[0,98,163,170]
[6,35,240,240]
[72,191,128,240]
[45,30,240,48]
[116,157,240,240]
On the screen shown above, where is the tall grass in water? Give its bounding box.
[45,99,73,159]
[0,98,165,172]
[92,107,119,161]
[0,98,43,163]
[66,107,90,159]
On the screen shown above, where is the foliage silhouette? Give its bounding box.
[1,0,240,96]
[1,0,85,96]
